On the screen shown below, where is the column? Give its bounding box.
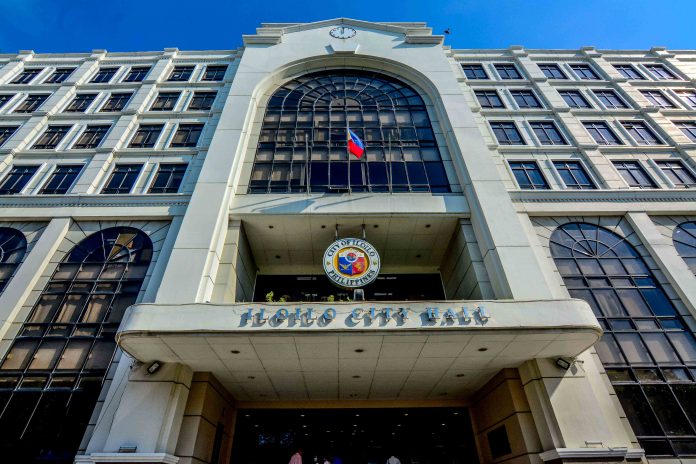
[0,217,70,344]
[520,356,642,463]
[78,363,193,463]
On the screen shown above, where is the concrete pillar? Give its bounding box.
[79,363,193,463]
[519,357,642,464]
[0,217,70,345]
[440,219,494,300]
[470,368,542,464]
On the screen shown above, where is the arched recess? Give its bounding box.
[0,227,27,293]
[0,226,153,462]
[673,221,696,274]
[247,69,451,194]
[549,222,696,457]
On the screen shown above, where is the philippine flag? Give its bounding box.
[347,129,365,159]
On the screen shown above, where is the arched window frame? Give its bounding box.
[549,222,696,457]
[0,227,27,294]
[673,221,696,275]
[0,226,153,461]
[248,70,452,194]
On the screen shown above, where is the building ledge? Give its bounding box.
[74,453,179,464]
[539,447,644,462]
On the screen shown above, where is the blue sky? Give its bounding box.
[0,0,694,53]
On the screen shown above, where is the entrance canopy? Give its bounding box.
[117,299,600,402]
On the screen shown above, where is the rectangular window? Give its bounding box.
[129,124,163,148]
[44,68,75,84]
[475,90,505,108]
[14,94,49,113]
[0,126,19,147]
[64,93,97,113]
[510,90,542,108]
[656,160,696,187]
[32,125,71,149]
[641,90,674,108]
[495,63,523,80]
[675,122,696,142]
[553,160,596,189]
[490,121,525,145]
[570,64,601,80]
[187,91,217,111]
[645,64,678,80]
[614,64,644,80]
[150,92,181,111]
[11,69,42,84]
[72,125,110,149]
[148,164,187,193]
[621,121,663,145]
[39,165,83,194]
[530,121,567,145]
[539,63,567,79]
[202,65,227,81]
[0,94,13,110]
[593,89,629,109]
[0,166,39,194]
[100,92,132,112]
[90,67,119,84]
[168,65,194,82]
[170,123,203,147]
[461,64,488,80]
[101,164,143,194]
[613,161,657,188]
[583,121,622,145]
[509,161,549,189]
[123,66,150,82]
[676,90,696,108]
[559,90,591,108]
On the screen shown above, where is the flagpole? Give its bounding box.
[305,130,310,196]
[388,130,393,194]
[347,121,351,195]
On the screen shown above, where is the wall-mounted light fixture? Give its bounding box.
[555,358,572,370]
[146,360,162,375]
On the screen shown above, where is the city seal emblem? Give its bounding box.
[323,238,380,288]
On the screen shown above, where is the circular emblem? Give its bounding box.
[323,238,380,288]
[329,26,357,39]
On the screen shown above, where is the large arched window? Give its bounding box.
[0,227,152,463]
[248,70,451,194]
[673,221,696,274]
[550,223,696,457]
[0,227,27,293]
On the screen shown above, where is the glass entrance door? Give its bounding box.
[231,407,478,464]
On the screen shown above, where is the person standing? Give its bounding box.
[289,448,303,464]
[386,455,401,464]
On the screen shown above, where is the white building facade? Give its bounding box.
[0,18,694,464]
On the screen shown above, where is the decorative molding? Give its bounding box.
[74,453,179,464]
[510,189,696,204]
[539,447,644,462]
[0,194,190,209]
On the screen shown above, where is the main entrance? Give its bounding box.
[231,407,478,464]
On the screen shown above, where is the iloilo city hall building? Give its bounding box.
[1,17,696,464]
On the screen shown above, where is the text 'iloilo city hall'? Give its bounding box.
[0,18,695,464]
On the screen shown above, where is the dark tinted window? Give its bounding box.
[101,164,143,194]
[64,93,97,113]
[44,68,75,84]
[613,161,657,188]
[39,165,83,194]
[32,126,71,149]
[148,164,187,193]
[553,161,596,189]
[560,90,591,108]
[490,122,525,145]
[14,94,49,113]
[495,64,522,79]
[584,121,622,145]
[202,65,227,81]
[168,65,194,81]
[129,124,163,148]
[461,64,488,79]
[0,126,19,147]
[475,90,504,108]
[570,64,600,80]
[509,161,549,189]
[72,125,110,149]
[530,121,567,145]
[90,67,118,84]
[0,166,39,194]
[170,124,203,147]
[188,91,216,111]
[123,66,150,82]
[100,93,132,112]
[539,63,567,79]
[11,69,42,84]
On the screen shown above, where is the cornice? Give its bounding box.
[509,189,696,203]
[0,193,190,209]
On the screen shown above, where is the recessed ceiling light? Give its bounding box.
[403,413,408,416]
[396,424,401,427]
[230,350,240,354]
[478,347,488,352]
[248,376,256,379]
[352,375,361,379]
[415,254,421,258]
[268,225,274,229]
[373,225,379,228]
[245,414,250,417]
[300,414,305,417]
[321,225,326,229]
[355,414,360,417]
[302,425,307,428]
[275,255,281,259]
[455,373,465,378]
[453,412,459,415]
[425,224,431,228]
[354,348,364,353]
